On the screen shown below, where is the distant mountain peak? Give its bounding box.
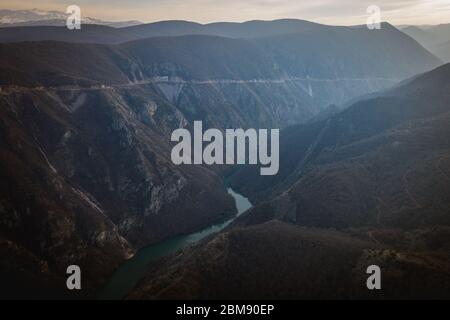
[0,8,142,28]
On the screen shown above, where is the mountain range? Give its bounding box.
[402,24,450,62]
[0,9,141,28]
[0,21,440,126]
[0,17,448,299]
[1,8,448,64]
[131,63,450,300]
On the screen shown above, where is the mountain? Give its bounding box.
[433,40,450,62]
[0,63,236,297]
[0,18,364,43]
[0,21,444,298]
[0,20,441,111]
[130,63,450,299]
[0,25,137,44]
[401,24,450,62]
[424,24,450,44]
[123,19,328,38]
[1,24,440,82]
[0,9,141,28]
[0,17,446,66]
[0,9,79,25]
[129,221,450,299]
[231,63,450,225]
[0,25,441,126]
[401,26,437,46]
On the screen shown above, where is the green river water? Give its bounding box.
[99,188,252,300]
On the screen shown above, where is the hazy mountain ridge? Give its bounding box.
[0,23,440,83]
[402,24,450,62]
[229,63,450,202]
[130,221,450,299]
[130,63,450,300]
[0,19,373,44]
[123,19,332,39]
[0,84,236,297]
[0,19,446,298]
[0,9,141,28]
[433,40,450,62]
[0,26,441,127]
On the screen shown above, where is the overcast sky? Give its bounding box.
[2,0,450,25]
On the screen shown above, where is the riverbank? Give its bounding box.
[99,188,252,300]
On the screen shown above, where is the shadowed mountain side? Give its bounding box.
[0,30,441,127]
[0,41,134,87]
[229,63,450,206]
[433,41,450,63]
[0,24,137,44]
[0,21,446,299]
[236,114,450,229]
[0,238,72,299]
[127,62,450,301]
[0,93,134,294]
[0,25,441,85]
[122,19,328,39]
[0,85,236,297]
[128,221,450,299]
[0,19,327,44]
[402,24,450,62]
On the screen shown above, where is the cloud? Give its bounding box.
[1,0,449,25]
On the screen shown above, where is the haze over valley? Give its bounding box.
[0,5,449,300]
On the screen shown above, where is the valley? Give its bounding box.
[0,18,448,299]
[129,63,450,300]
[100,188,252,300]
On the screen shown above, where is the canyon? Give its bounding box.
[171,121,280,175]
[130,63,450,300]
[0,19,446,298]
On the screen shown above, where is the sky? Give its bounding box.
[1,0,450,25]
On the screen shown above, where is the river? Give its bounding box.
[99,188,252,300]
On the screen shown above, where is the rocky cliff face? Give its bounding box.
[0,21,443,298]
[0,27,440,127]
[0,90,134,296]
[129,221,450,300]
[131,64,450,300]
[0,85,235,297]
[230,64,450,208]
[402,24,450,62]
